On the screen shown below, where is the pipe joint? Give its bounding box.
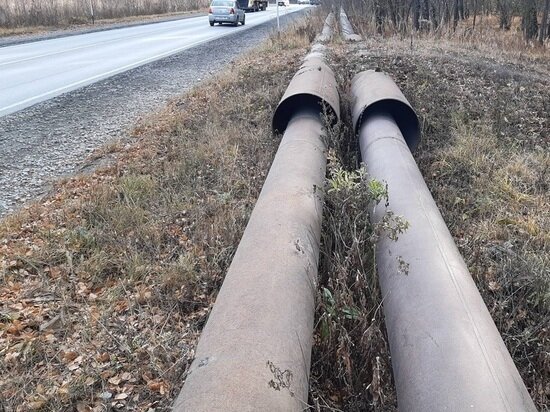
[351,70,420,150]
[272,51,340,134]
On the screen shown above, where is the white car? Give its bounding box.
[277,0,289,6]
[209,0,245,26]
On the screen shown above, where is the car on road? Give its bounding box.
[209,0,245,26]
[277,0,289,5]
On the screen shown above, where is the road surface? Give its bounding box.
[0,6,310,216]
[0,5,308,117]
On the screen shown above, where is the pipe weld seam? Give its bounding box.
[360,134,409,152]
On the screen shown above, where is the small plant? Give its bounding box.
[310,139,408,411]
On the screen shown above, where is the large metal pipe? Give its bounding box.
[173,50,339,412]
[351,70,537,412]
[339,8,362,41]
[316,12,335,43]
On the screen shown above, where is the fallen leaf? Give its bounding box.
[108,376,122,385]
[76,403,91,412]
[136,289,152,305]
[62,351,78,362]
[147,380,168,395]
[4,351,20,362]
[147,381,162,392]
[28,400,47,410]
[101,369,115,380]
[96,352,110,363]
[6,320,24,335]
[120,372,132,382]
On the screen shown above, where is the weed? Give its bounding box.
[309,102,407,411]
[0,18,321,410]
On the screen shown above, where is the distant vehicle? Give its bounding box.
[297,0,309,4]
[237,0,268,11]
[309,0,320,4]
[277,0,289,6]
[209,0,245,26]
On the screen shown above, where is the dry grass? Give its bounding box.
[0,9,206,38]
[346,6,550,67]
[0,0,208,29]
[0,16,321,411]
[307,85,401,411]
[306,15,548,410]
[0,6,547,412]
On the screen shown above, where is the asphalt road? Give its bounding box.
[0,5,308,118]
[0,6,310,216]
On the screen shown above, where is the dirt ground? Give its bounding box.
[0,17,320,411]
[308,28,549,411]
[0,10,548,412]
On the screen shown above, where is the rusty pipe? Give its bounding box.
[339,8,361,41]
[173,49,339,412]
[351,71,536,412]
[273,48,339,133]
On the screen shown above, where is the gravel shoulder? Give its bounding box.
[0,10,307,217]
[0,16,318,410]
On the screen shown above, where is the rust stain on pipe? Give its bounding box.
[351,70,537,412]
[174,47,339,411]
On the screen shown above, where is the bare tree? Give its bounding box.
[472,0,478,29]
[497,0,512,30]
[413,0,421,30]
[341,0,549,43]
[522,0,538,40]
[539,0,550,44]
[453,0,459,31]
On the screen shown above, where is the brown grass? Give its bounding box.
[346,7,550,66]
[0,6,547,412]
[307,86,401,411]
[0,9,207,38]
[0,0,209,29]
[306,14,549,410]
[0,16,321,411]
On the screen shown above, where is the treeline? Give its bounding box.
[350,0,550,44]
[0,0,209,28]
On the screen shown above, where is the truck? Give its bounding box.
[237,0,268,11]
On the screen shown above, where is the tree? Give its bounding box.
[539,0,550,45]
[522,0,538,40]
[374,0,385,33]
[413,0,421,30]
[497,0,513,30]
[472,0,478,29]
